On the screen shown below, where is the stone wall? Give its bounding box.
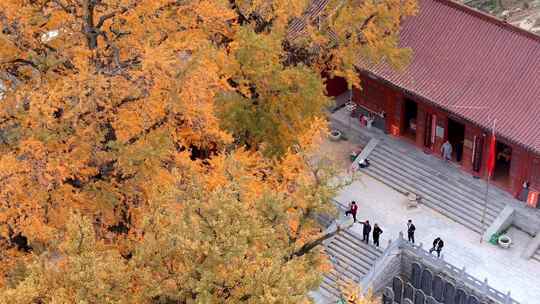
[483,206,515,242]
[512,206,540,236]
[399,251,496,304]
[364,248,402,293]
[382,274,489,304]
[363,234,517,304]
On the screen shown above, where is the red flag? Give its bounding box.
[487,133,496,177]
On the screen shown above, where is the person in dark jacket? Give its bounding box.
[361,220,372,243]
[358,158,370,169]
[372,223,383,247]
[429,237,444,258]
[345,201,358,223]
[407,220,416,244]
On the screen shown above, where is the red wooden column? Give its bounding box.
[530,154,540,193]
[461,124,482,174]
[416,105,426,148]
[385,90,403,136]
[509,144,526,195]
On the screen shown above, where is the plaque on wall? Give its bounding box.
[463,139,473,149]
[435,126,444,138]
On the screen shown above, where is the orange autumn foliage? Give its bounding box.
[0,0,415,302]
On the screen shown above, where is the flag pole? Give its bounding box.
[480,119,496,243]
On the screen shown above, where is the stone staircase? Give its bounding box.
[316,205,383,301]
[362,142,506,235]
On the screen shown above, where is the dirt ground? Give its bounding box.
[318,138,364,171]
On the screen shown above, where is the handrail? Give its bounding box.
[359,232,404,293]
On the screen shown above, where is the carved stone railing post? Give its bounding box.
[505,291,512,304]
[359,235,403,295]
[431,252,444,272]
[460,266,466,280]
[481,278,489,298]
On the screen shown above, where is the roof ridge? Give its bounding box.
[433,0,540,42]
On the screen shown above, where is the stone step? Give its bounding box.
[368,149,498,215]
[316,214,382,263]
[318,220,383,261]
[335,229,383,258]
[366,155,498,225]
[325,234,379,275]
[316,213,334,228]
[330,113,509,212]
[326,240,374,277]
[365,145,500,231]
[376,149,507,214]
[363,167,486,234]
[319,273,341,300]
[371,144,503,217]
[317,198,383,302]
[376,142,506,211]
[326,254,366,284]
[319,222,382,303]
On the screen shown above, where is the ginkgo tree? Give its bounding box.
[0,0,416,302]
[0,123,349,303]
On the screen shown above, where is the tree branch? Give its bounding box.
[96,7,127,29]
[289,209,312,245]
[1,59,39,70]
[290,224,342,259]
[359,14,377,31]
[52,0,76,14]
[126,115,168,145]
[194,209,218,239]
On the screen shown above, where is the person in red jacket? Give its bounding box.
[345,201,358,223]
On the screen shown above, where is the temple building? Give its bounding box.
[326,0,540,201]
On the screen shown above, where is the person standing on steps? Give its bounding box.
[429,237,444,258]
[407,220,416,244]
[361,220,371,244]
[441,140,453,161]
[372,223,383,247]
[345,201,358,223]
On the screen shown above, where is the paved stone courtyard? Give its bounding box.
[334,172,540,304]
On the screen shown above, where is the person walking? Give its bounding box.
[372,223,383,247]
[345,201,358,223]
[441,140,453,161]
[407,220,416,244]
[429,237,444,258]
[362,220,371,244]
